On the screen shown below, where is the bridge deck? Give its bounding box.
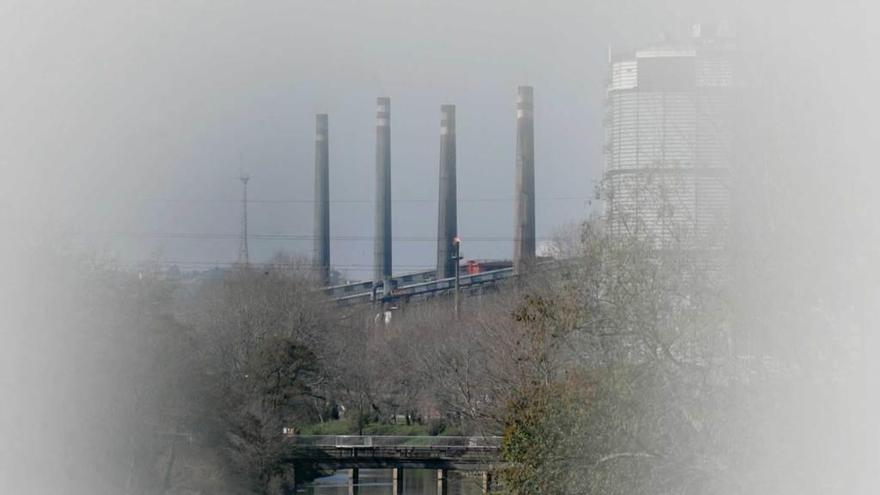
[286,435,504,471]
[331,267,515,305]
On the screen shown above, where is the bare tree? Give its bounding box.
[184,259,332,493]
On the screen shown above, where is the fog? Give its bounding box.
[1,0,879,493]
[2,0,611,274]
[1,0,780,274]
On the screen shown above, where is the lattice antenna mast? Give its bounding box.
[238,173,250,265]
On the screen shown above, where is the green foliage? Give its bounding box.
[501,381,589,494]
[249,336,319,410]
[363,422,432,436]
[298,420,356,436]
[425,417,449,436]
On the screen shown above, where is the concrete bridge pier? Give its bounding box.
[437,469,448,495]
[347,468,359,495]
[481,471,493,494]
[392,467,403,494]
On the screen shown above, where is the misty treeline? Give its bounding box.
[4,185,875,495]
[0,238,527,493]
[4,142,878,492]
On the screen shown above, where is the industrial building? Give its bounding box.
[310,87,539,306]
[603,22,737,249]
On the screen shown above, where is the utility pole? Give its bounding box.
[453,236,461,319]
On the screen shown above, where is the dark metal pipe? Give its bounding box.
[436,104,458,279]
[313,113,330,284]
[513,86,536,273]
[374,97,392,288]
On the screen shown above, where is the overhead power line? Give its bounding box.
[112,259,437,274]
[138,196,589,205]
[81,231,561,242]
[116,259,436,269]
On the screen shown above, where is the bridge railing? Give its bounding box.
[287,435,502,449]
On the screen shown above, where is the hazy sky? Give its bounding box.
[1,0,871,278]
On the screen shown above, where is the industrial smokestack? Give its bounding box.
[374,97,392,288]
[313,113,330,285]
[436,104,458,279]
[513,86,536,273]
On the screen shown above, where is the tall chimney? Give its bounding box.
[513,86,536,273]
[313,114,330,284]
[436,104,458,279]
[374,97,392,287]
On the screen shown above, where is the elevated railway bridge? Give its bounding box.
[323,259,558,307]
